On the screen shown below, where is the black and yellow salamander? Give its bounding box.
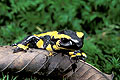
[12,30,87,60]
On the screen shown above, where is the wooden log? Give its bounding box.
[0,46,113,80]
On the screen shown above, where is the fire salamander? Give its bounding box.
[12,30,87,61]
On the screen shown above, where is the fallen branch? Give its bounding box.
[0,46,113,80]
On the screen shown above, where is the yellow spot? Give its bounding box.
[53,44,67,50]
[76,53,81,56]
[33,34,37,36]
[71,55,76,57]
[49,52,53,56]
[69,52,74,55]
[46,44,53,51]
[36,39,44,48]
[34,31,58,37]
[56,40,60,46]
[53,45,59,50]
[53,40,67,50]
[34,31,71,40]
[82,52,87,58]
[13,46,17,48]
[53,34,71,39]
[17,44,28,50]
[76,32,84,38]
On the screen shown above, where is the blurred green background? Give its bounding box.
[0,0,120,80]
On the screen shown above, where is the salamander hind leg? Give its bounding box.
[13,44,29,53]
[12,35,40,53]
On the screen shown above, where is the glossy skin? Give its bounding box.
[12,30,87,60]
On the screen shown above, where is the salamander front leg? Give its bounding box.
[69,50,87,61]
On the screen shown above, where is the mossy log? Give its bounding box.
[0,46,113,80]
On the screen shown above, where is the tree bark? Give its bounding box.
[0,46,113,80]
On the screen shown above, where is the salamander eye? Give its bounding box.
[59,38,74,47]
[61,38,70,43]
